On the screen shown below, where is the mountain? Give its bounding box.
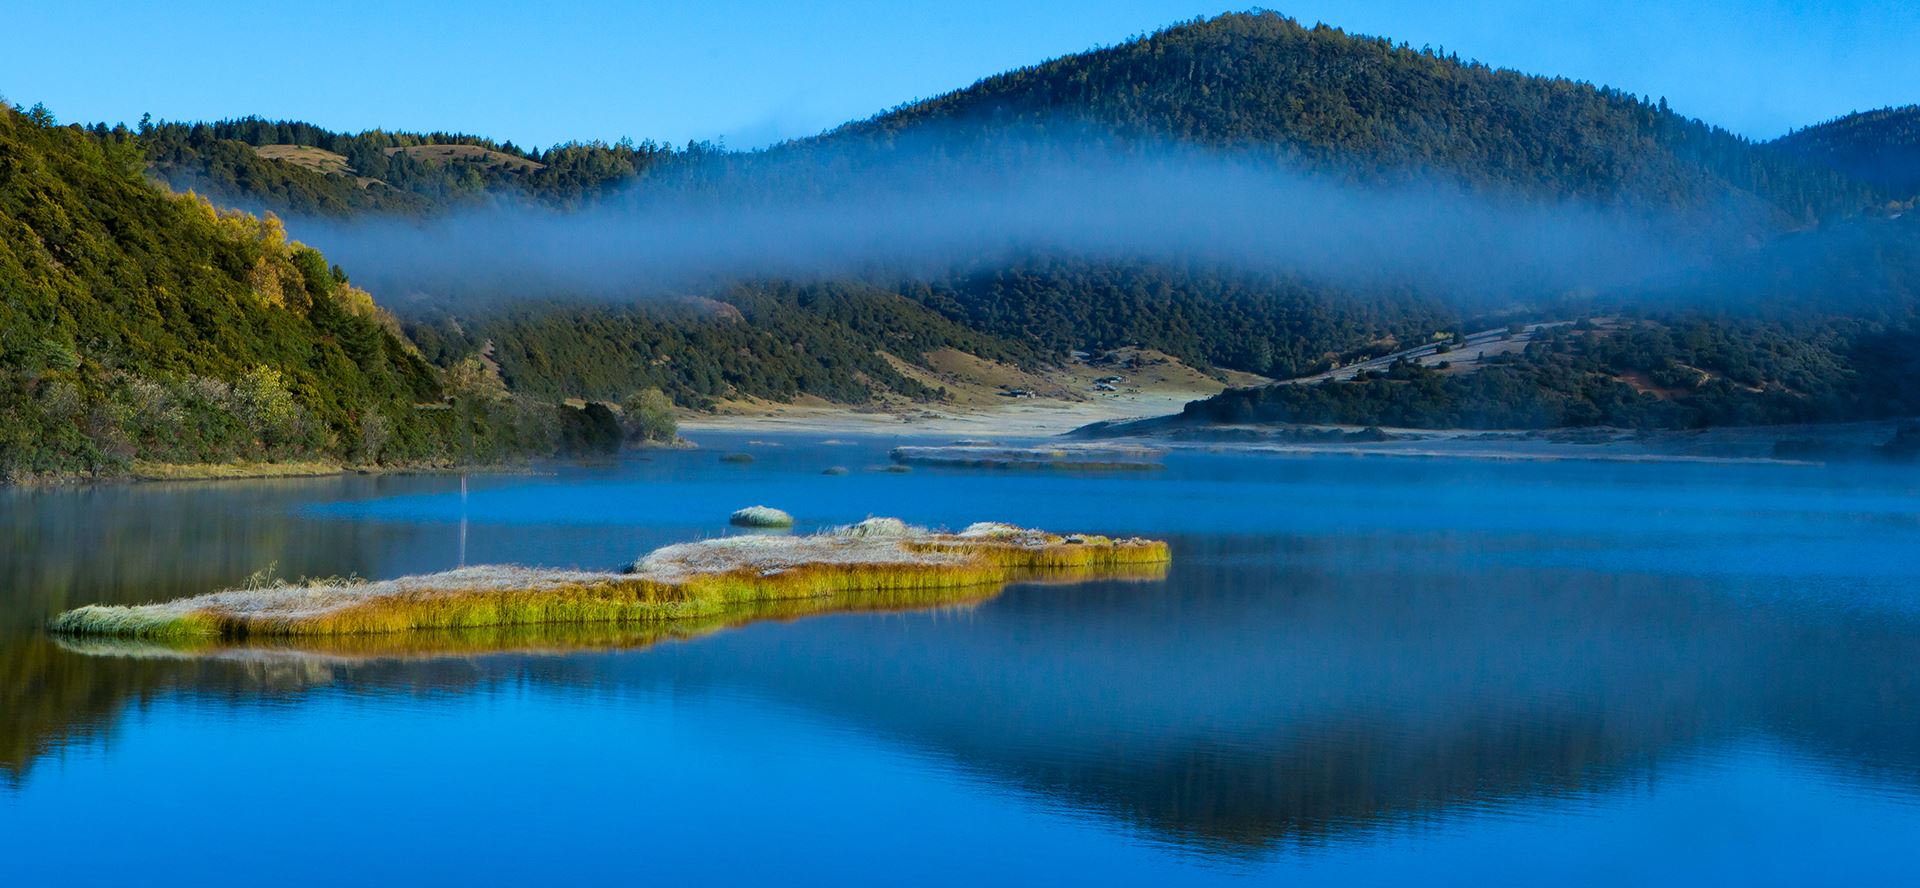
[1775,105,1920,202]
[14,11,1920,444]
[840,13,1874,223]
[828,13,1920,430]
[156,14,1871,224]
[0,103,596,481]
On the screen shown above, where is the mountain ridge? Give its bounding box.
[834,12,1875,224]
[7,10,1920,456]
[1775,104,1920,203]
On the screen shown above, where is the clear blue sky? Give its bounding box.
[3,1,1914,149]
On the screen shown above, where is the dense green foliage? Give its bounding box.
[917,258,1454,379]
[1186,317,1920,430]
[0,103,609,480]
[1186,207,1920,431]
[405,282,1038,405]
[386,259,1459,405]
[621,388,677,444]
[1775,106,1920,202]
[137,116,683,215]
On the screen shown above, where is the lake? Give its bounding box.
[4,434,1918,885]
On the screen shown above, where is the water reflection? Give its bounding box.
[46,576,1106,665]
[4,443,1919,866]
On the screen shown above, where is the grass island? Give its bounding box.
[50,519,1170,640]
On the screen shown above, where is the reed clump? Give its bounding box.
[50,520,1170,640]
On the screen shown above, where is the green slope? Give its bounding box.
[1178,212,1920,431]
[51,12,1920,432]
[0,103,563,480]
[1775,106,1920,202]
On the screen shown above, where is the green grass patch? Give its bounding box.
[50,520,1170,640]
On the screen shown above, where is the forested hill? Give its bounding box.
[0,103,602,481]
[1775,106,1920,203]
[134,117,680,217]
[834,12,1876,224]
[25,11,1920,438]
[140,13,1884,227]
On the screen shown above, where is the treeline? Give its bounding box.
[916,257,1456,379]
[1774,105,1920,204]
[134,116,688,216]
[0,102,639,481]
[1180,207,1920,431]
[842,12,1880,224]
[1184,319,1920,430]
[393,260,1456,406]
[406,281,1044,406]
[132,14,1893,229]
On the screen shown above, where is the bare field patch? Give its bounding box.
[686,346,1260,437]
[385,144,544,171]
[252,144,353,175]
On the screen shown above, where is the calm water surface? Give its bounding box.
[4,434,1919,885]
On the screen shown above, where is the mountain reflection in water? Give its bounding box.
[3,437,1918,881]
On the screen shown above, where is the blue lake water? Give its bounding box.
[4,433,1919,885]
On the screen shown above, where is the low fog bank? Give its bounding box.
[287,134,1721,310]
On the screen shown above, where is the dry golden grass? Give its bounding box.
[385,144,544,171]
[130,459,349,481]
[51,520,1169,640]
[252,144,353,175]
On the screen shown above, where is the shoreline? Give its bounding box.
[5,459,543,490]
[1158,441,1818,466]
[679,391,1201,439]
[690,409,1916,468]
[11,405,1910,490]
[1078,419,1919,466]
[3,439,699,489]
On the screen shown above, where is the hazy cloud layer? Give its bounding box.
[291,137,1714,308]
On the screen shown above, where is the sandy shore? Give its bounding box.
[686,399,1912,467]
[678,390,1202,438]
[679,344,1260,439]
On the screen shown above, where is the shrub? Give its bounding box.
[621,387,677,444]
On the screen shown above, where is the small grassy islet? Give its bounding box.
[50,518,1170,640]
[729,505,795,528]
